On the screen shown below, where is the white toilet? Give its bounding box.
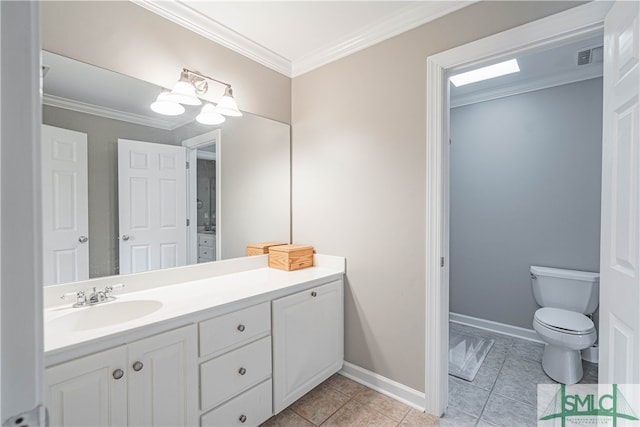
[530,265,599,384]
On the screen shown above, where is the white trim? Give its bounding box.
[183,129,220,265]
[451,69,603,108]
[339,362,426,412]
[42,94,191,131]
[291,1,476,77]
[450,313,544,344]
[196,151,216,161]
[132,0,475,78]
[425,1,611,417]
[131,0,291,77]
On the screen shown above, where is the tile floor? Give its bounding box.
[261,322,598,427]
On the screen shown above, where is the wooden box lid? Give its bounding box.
[268,244,314,254]
[246,242,287,250]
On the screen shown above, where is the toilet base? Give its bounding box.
[542,343,584,384]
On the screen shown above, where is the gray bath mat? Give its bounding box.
[449,329,495,382]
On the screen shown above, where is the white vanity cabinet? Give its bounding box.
[272,279,344,413]
[45,324,198,427]
[199,302,273,427]
[198,233,216,263]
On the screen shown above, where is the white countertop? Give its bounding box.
[44,255,345,366]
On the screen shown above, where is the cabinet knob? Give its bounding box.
[112,369,124,380]
[239,415,247,423]
[238,367,247,376]
[311,291,317,297]
[132,361,144,372]
[237,324,246,332]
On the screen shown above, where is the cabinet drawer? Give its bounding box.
[200,336,272,411]
[201,379,272,427]
[198,234,215,247]
[198,246,215,260]
[199,302,270,358]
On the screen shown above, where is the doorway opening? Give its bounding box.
[424,1,611,416]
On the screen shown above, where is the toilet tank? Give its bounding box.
[530,265,600,314]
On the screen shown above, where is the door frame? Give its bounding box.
[424,1,612,416]
[182,129,221,263]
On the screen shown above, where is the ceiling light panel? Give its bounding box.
[450,59,520,87]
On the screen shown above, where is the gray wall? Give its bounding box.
[43,105,176,277]
[450,78,603,329]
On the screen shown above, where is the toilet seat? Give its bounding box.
[534,307,595,335]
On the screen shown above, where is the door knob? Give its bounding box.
[121,235,130,241]
[78,235,88,243]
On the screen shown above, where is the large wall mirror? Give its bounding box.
[41,50,291,286]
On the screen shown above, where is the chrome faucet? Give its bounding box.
[61,284,124,307]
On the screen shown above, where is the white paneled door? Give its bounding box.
[41,124,89,286]
[118,139,187,274]
[599,0,640,385]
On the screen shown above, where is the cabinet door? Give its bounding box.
[127,324,198,427]
[272,280,344,413]
[46,346,128,427]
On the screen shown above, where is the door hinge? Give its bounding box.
[186,219,190,226]
[186,161,190,169]
[449,138,452,145]
[440,257,445,267]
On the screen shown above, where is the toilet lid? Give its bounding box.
[535,307,594,333]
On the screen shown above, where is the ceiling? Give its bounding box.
[131,0,476,77]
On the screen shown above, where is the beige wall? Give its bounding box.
[41,1,291,124]
[291,1,585,392]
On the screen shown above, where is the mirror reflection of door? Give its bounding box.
[196,148,216,263]
[117,139,187,274]
[41,124,90,285]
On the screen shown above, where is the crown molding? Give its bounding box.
[450,67,603,108]
[292,1,476,77]
[131,0,476,78]
[42,94,191,131]
[131,0,292,76]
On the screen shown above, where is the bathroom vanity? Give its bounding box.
[43,254,345,426]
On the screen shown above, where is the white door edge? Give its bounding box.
[424,1,611,416]
[182,129,220,262]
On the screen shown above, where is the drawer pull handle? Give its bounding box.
[237,324,246,332]
[238,367,247,375]
[311,291,317,297]
[239,415,247,423]
[132,361,144,372]
[112,369,124,380]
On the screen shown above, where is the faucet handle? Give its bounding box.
[105,283,124,298]
[61,290,86,307]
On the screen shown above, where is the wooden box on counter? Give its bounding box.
[268,245,314,271]
[246,242,287,256]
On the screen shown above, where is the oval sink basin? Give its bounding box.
[48,300,163,332]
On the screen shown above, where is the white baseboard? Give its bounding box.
[449,312,544,344]
[339,361,426,411]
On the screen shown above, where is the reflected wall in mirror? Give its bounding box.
[41,50,291,285]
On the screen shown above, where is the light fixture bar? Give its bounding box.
[183,68,231,90]
[450,59,520,87]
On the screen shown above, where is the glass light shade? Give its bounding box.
[166,80,202,106]
[213,87,243,117]
[196,103,226,125]
[150,92,185,116]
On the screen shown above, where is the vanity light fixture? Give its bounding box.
[151,68,243,121]
[196,103,226,125]
[450,59,520,87]
[150,92,186,116]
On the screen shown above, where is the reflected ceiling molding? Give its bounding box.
[131,0,292,76]
[131,0,477,78]
[43,94,194,131]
